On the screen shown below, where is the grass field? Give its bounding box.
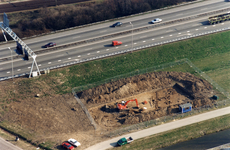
[44,30,230,94]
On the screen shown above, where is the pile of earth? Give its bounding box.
[77,71,216,128]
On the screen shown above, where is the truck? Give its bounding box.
[117,137,134,146]
[208,13,230,24]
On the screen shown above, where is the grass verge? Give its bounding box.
[43,30,230,94]
[111,114,230,150]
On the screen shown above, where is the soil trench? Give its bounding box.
[77,71,216,129]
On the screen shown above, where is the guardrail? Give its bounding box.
[1,25,230,81]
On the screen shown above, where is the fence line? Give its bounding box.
[72,58,229,135]
[72,89,98,130]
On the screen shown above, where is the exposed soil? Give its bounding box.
[77,71,216,129]
[0,71,217,149]
[0,0,92,13]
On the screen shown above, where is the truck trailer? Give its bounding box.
[208,13,230,24]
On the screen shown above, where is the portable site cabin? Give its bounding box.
[179,103,192,113]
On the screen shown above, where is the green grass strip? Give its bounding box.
[40,30,230,94]
[112,114,230,150]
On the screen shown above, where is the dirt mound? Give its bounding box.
[77,72,216,128]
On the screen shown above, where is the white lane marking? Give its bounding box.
[87,53,90,55]
[125,45,128,46]
[187,33,191,35]
[48,62,51,64]
[140,36,147,38]
[85,48,92,50]
[152,39,155,40]
[178,33,181,34]
[28,67,31,69]
[7,71,10,73]
[221,23,224,25]
[196,29,199,30]
[72,36,81,39]
[97,51,100,53]
[213,25,216,27]
[58,60,61,62]
[143,41,146,42]
[38,64,41,66]
[187,31,190,32]
[134,43,137,44]
[75,59,79,61]
[169,35,172,36]
[116,47,119,48]
[78,55,81,57]
[161,37,164,38]
[17,69,21,71]
[106,49,109,51]
[204,27,207,29]
[68,58,71,59]
[100,30,107,33]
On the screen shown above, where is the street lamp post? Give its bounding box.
[8,47,14,81]
[130,22,133,50]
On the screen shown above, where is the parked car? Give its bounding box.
[62,142,74,150]
[43,42,56,48]
[151,18,162,24]
[68,138,81,147]
[117,137,134,146]
[112,22,122,27]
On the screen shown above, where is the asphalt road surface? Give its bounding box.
[0,137,23,150]
[0,14,230,79]
[85,106,230,150]
[0,0,229,79]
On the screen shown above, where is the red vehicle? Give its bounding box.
[62,142,74,150]
[112,41,122,46]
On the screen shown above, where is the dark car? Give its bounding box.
[62,142,74,150]
[43,42,56,48]
[112,22,122,27]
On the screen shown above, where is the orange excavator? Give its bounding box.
[117,99,139,110]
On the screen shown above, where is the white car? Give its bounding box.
[68,138,81,147]
[151,18,162,24]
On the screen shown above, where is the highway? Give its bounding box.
[0,0,229,79]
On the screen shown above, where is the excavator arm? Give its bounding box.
[117,99,139,110]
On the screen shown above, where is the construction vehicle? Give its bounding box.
[117,137,134,146]
[208,13,230,24]
[117,99,139,110]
